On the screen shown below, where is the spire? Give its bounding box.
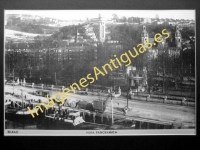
[175,25,182,49]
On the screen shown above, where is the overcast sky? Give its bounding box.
[5,10,195,20]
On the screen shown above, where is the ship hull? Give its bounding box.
[5,110,43,124]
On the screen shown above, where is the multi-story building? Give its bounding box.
[140,18,152,24]
[5,40,97,84]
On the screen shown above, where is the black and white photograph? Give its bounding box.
[4,9,196,136]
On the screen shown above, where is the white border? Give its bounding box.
[4,9,196,136]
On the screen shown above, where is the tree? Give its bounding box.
[112,14,119,22]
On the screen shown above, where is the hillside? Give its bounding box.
[5,14,60,34]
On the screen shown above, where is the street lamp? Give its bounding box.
[136,80,139,96]
[124,86,131,115]
[12,69,14,94]
[127,87,129,108]
[110,87,114,125]
[126,86,132,108]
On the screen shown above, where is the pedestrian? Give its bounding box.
[11,101,14,107]
[55,110,59,118]
[182,97,186,105]
[25,95,26,99]
[15,102,18,108]
[63,110,66,118]
[124,107,128,115]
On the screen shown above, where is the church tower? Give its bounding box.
[175,25,182,49]
[141,25,149,48]
[99,14,105,43]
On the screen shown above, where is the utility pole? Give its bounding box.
[13,69,14,94]
[110,90,114,125]
[127,88,129,108]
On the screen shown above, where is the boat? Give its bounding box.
[5,100,43,124]
[38,106,110,130]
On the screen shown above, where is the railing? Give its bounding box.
[127,92,195,107]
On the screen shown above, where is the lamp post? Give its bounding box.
[124,86,131,115]
[136,80,139,96]
[127,88,129,108]
[110,87,114,125]
[111,93,114,125]
[13,69,14,94]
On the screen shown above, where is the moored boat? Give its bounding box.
[5,100,43,124]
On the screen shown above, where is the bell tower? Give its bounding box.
[175,25,182,49]
[141,25,149,47]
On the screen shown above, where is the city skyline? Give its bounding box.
[5,10,195,21]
